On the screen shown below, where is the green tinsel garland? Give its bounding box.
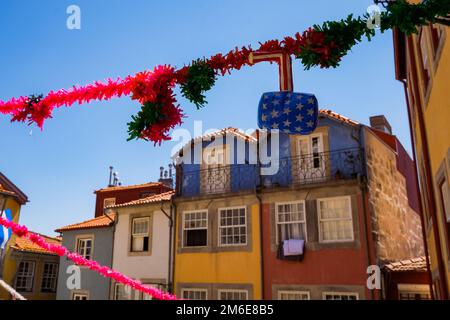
[180,60,216,109]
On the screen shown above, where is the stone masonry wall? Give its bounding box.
[365,129,424,263]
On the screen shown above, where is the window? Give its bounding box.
[72,293,89,300]
[276,201,307,244]
[76,237,93,260]
[183,211,208,247]
[181,289,208,300]
[103,197,116,208]
[278,290,310,300]
[318,197,353,242]
[218,207,247,246]
[322,292,358,300]
[440,179,450,223]
[398,284,431,300]
[15,261,35,292]
[131,217,150,252]
[295,134,325,182]
[115,283,133,300]
[41,263,58,293]
[141,284,164,300]
[218,289,248,300]
[418,28,431,92]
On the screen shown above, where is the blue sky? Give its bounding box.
[0,0,409,235]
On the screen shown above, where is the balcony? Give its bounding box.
[177,148,364,197]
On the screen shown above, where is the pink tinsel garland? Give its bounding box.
[0,216,178,300]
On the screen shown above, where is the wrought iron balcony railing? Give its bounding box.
[177,148,364,196]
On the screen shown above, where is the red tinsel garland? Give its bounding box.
[0,30,344,144]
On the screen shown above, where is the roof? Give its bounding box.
[11,233,61,256]
[319,109,359,126]
[0,172,28,205]
[384,257,427,272]
[369,127,398,151]
[55,213,116,233]
[175,127,257,157]
[94,182,165,194]
[107,191,174,209]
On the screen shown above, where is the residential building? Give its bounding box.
[107,191,175,300]
[174,128,262,300]
[55,214,115,300]
[7,233,60,300]
[55,179,173,300]
[383,257,431,300]
[392,3,450,299]
[173,109,426,300]
[0,172,28,300]
[94,182,172,217]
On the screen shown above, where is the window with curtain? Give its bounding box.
[276,201,307,243]
[318,197,353,242]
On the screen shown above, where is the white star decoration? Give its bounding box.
[295,126,302,132]
[272,123,279,129]
[307,108,314,116]
[283,107,291,115]
[283,119,291,127]
[271,110,279,118]
[296,103,304,110]
[262,103,268,110]
[296,115,304,122]
[261,114,267,121]
[273,100,280,106]
[307,97,315,105]
[307,120,314,127]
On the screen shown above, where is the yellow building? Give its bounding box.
[173,129,262,300]
[0,171,28,299]
[393,4,450,298]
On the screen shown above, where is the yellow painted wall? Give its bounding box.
[0,197,22,300]
[408,23,450,297]
[174,202,262,299]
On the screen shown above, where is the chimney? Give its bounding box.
[370,115,392,134]
[108,166,114,187]
[158,164,174,189]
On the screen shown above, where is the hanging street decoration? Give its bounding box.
[258,92,318,135]
[0,216,178,300]
[0,0,448,144]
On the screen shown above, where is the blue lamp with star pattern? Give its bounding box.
[249,51,319,134]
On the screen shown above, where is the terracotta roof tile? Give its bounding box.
[319,109,359,125]
[107,191,174,209]
[12,233,61,255]
[55,213,116,233]
[384,257,427,272]
[95,182,164,193]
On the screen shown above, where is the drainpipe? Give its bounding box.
[401,78,434,299]
[354,125,376,300]
[255,129,265,300]
[160,200,174,294]
[103,207,117,300]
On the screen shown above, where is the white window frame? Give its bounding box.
[75,236,94,260]
[317,196,354,243]
[218,206,248,247]
[114,283,133,300]
[15,261,35,292]
[181,288,208,300]
[141,283,165,300]
[131,217,150,252]
[322,292,359,300]
[41,262,59,292]
[398,284,431,300]
[182,210,208,248]
[218,289,249,300]
[103,197,116,208]
[275,201,307,244]
[277,290,311,300]
[72,292,89,300]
